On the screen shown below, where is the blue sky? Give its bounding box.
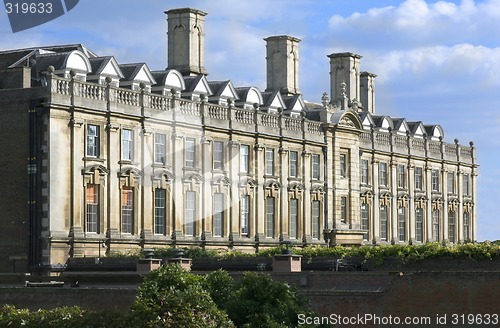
[1,0,498,241]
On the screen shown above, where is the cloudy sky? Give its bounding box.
[1,0,498,241]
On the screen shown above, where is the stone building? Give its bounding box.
[0,8,477,273]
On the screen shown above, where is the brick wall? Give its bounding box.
[0,259,499,327]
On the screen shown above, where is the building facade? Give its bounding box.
[0,8,477,272]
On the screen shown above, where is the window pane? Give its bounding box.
[185,138,195,167]
[214,193,224,237]
[380,163,387,186]
[432,210,440,242]
[121,187,133,233]
[241,195,249,235]
[121,129,133,160]
[448,211,455,243]
[463,212,469,240]
[463,174,470,196]
[266,197,275,238]
[448,172,455,194]
[340,197,347,223]
[86,125,99,157]
[415,208,423,242]
[185,191,195,236]
[312,154,320,180]
[415,167,423,190]
[289,151,298,177]
[340,154,346,177]
[289,199,298,239]
[240,145,250,173]
[432,170,439,191]
[397,165,405,188]
[213,141,224,170]
[361,203,369,240]
[265,149,274,175]
[312,201,320,239]
[154,133,166,164]
[86,184,99,233]
[380,206,388,240]
[154,188,166,235]
[398,207,405,241]
[361,160,369,185]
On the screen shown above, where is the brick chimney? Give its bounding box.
[166,8,207,76]
[264,35,300,95]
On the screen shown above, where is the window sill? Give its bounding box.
[83,157,106,163]
[118,160,138,165]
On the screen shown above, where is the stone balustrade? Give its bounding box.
[46,75,325,142]
[359,129,475,164]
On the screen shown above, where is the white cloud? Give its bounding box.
[363,44,500,88]
[327,0,500,49]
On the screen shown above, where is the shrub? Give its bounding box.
[129,264,234,328]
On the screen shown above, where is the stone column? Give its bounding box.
[106,123,120,239]
[201,137,212,241]
[442,168,449,242]
[390,160,398,243]
[141,128,154,239]
[171,133,184,239]
[279,147,289,241]
[254,143,265,242]
[228,140,240,241]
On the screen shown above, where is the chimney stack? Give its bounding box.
[360,72,376,113]
[166,8,207,76]
[328,53,362,107]
[264,35,300,95]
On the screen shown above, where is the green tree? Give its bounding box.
[223,272,314,328]
[129,264,234,328]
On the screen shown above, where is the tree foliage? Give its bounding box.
[129,264,234,328]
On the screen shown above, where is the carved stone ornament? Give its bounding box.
[339,116,356,128]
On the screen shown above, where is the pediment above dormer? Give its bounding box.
[151,69,186,96]
[283,94,306,117]
[235,86,264,110]
[393,118,410,136]
[359,111,375,130]
[87,56,124,86]
[208,80,239,105]
[261,91,286,113]
[182,74,213,100]
[119,63,156,91]
[36,50,92,80]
